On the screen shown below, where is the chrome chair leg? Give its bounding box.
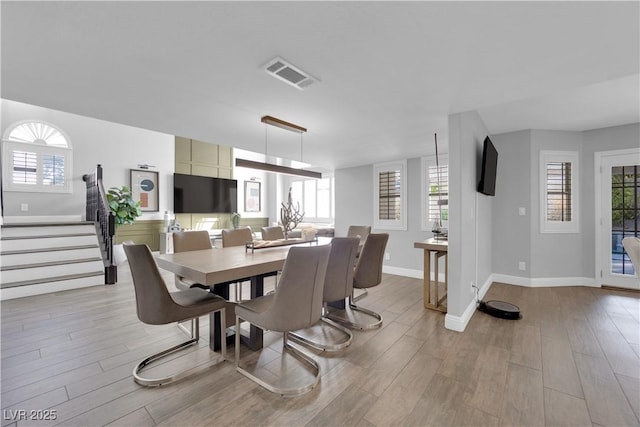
[134,310,226,387]
[235,316,320,396]
[352,288,368,302]
[325,295,383,331]
[289,304,353,351]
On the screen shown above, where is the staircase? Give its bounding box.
[0,222,105,300]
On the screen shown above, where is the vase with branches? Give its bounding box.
[280,187,304,239]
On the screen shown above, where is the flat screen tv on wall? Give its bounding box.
[477,136,498,196]
[174,173,237,214]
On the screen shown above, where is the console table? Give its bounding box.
[414,238,448,312]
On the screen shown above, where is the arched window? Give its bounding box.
[2,120,73,193]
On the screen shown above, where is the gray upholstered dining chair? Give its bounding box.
[172,230,212,291]
[124,243,229,387]
[347,225,371,247]
[622,237,640,280]
[221,227,254,300]
[328,233,389,330]
[289,237,360,352]
[234,245,331,396]
[261,226,285,240]
[222,227,253,247]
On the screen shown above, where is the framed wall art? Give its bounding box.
[244,180,261,212]
[130,169,159,212]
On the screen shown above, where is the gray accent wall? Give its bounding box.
[529,130,585,278]
[448,110,493,318]
[491,123,639,280]
[335,158,431,274]
[491,130,532,277]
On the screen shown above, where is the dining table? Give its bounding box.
[154,238,327,351]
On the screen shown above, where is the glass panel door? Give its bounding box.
[611,165,639,276]
[599,149,640,289]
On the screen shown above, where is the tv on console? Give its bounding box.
[174,173,237,214]
[477,136,498,196]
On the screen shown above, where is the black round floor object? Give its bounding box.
[478,300,521,320]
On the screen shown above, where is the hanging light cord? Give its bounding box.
[435,133,442,229]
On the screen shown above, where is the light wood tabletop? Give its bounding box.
[155,245,292,285]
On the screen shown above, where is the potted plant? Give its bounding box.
[107,186,142,225]
[107,186,142,264]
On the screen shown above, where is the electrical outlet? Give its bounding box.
[518,261,526,271]
[384,252,390,261]
[518,207,526,216]
[20,203,28,212]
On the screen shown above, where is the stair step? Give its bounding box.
[1,271,105,289]
[0,273,106,300]
[1,233,96,241]
[1,260,104,284]
[1,257,103,272]
[0,244,100,256]
[1,221,94,228]
[1,223,95,238]
[0,235,99,252]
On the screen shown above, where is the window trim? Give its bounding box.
[539,150,579,233]
[289,176,335,223]
[373,160,407,231]
[421,155,449,232]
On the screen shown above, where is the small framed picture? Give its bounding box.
[130,169,159,212]
[244,180,261,212]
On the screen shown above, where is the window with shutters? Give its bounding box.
[540,151,579,233]
[373,160,407,230]
[421,155,449,231]
[2,121,73,193]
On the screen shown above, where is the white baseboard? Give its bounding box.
[445,275,493,332]
[383,266,422,279]
[382,265,445,282]
[492,274,598,288]
[2,215,83,224]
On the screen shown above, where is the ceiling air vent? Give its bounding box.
[263,57,318,90]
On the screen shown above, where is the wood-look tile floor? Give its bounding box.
[2,266,639,426]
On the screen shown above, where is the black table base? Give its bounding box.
[209,271,277,352]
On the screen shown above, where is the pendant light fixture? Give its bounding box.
[235,115,322,179]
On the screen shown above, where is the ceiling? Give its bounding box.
[2,1,638,172]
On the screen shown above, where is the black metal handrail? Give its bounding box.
[83,164,117,284]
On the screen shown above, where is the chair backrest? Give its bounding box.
[222,227,253,248]
[124,244,176,325]
[323,237,360,302]
[269,245,331,332]
[353,233,389,289]
[261,226,284,241]
[172,230,212,253]
[622,237,640,279]
[347,225,371,246]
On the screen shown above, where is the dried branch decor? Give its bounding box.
[280,187,304,238]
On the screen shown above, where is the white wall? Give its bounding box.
[1,99,174,220]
